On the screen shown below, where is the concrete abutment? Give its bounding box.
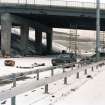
[1,13,12,56]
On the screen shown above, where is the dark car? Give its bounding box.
[52,53,76,66]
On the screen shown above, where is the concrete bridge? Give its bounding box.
[0,1,105,56]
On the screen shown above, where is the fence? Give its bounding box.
[0,0,105,9]
[0,60,105,105]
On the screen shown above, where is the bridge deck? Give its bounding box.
[0,1,105,30]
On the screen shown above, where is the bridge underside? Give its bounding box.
[15,14,105,30]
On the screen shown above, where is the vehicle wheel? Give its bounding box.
[73,64,75,67]
[52,63,56,66]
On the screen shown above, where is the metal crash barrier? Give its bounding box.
[0,60,105,105]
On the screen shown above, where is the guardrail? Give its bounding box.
[0,0,105,9]
[0,60,105,103]
[0,63,75,81]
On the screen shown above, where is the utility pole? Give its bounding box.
[96,0,100,61]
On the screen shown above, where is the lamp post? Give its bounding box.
[96,0,100,61]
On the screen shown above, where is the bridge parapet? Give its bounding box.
[0,0,105,9]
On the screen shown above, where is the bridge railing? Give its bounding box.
[0,0,105,9]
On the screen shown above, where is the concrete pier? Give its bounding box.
[46,28,52,53]
[20,25,29,54]
[1,13,12,56]
[35,28,42,54]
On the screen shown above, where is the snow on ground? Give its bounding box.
[55,69,105,105]
[0,57,52,76]
[0,56,105,105]
[0,57,54,91]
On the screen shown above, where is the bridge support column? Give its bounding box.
[1,13,12,56]
[20,25,29,55]
[46,28,52,53]
[35,28,42,54]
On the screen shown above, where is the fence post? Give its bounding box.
[11,73,16,105]
[91,66,94,71]
[45,77,48,93]
[45,84,48,93]
[84,69,87,75]
[50,0,51,7]
[62,64,67,84]
[36,70,39,80]
[26,0,27,4]
[66,1,68,7]
[64,77,67,84]
[77,72,79,79]
[34,0,35,4]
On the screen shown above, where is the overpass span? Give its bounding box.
[0,1,105,30]
[0,1,104,56]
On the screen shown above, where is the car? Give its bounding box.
[5,60,15,66]
[52,53,76,66]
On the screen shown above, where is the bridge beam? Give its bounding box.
[1,13,12,56]
[20,25,29,55]
[46,28,52,53]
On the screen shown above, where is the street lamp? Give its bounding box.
[96,0,100,61]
